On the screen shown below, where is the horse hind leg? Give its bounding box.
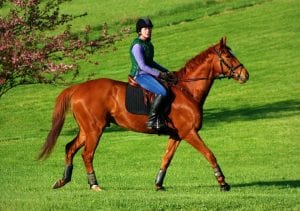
[52,124,105,192]
[81,130,104,192]
[79,115,109,192]
[52,133,85,189]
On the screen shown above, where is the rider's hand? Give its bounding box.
[159,71,177,83]
[159,72,168,80]
[166,71,177,83]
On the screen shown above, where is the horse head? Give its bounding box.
[213,37,249,83]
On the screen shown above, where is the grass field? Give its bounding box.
[0,0,299,210]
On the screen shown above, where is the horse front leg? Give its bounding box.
[184,131,230,191]
[155,136,181,190]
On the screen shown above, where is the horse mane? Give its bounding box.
[187,45,216,70]
[177,44,216,75]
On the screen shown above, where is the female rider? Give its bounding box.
[129,18,170,130]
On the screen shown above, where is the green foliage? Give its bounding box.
[0,0,299,210]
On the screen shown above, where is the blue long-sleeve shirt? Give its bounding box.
[131,43,168,77]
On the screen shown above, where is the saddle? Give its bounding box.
[125,76,179,135]
[125,76,156,115]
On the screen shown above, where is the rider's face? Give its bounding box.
[139,27,152,40]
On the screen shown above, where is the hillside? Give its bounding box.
[0,0,299,210]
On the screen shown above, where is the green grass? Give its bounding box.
[0,0,299,210]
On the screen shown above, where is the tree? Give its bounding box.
[0,0,126,97]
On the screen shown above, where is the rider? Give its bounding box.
[129,18,170,130]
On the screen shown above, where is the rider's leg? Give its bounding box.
[147,94,165,129]
[135,74,167,129]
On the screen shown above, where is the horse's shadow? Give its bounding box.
[62,99,299,135]
[164,180,300,192]
[61,122,127,136]
[232,180,300,188]
[204,99,300,124]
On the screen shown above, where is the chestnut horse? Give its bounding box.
[39,37,249,192]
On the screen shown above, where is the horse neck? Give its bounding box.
[176,52,215,106]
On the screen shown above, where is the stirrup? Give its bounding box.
[147,118,165,130]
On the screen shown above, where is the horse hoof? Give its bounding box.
[91,185,102,192]
[156,185,166,191]
[220,183,231,192]
[52,179,65,189]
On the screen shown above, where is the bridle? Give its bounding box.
[165,47,245,102]
[174,47,244,83]
[213,47,244,80]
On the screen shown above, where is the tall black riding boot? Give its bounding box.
[147,94,165,130]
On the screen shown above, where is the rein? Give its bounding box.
[177,75,227,83]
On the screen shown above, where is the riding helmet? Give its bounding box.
[136,18,153,33]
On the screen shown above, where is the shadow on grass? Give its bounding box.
[61,123,127,136]
[60,99,299,136]
[164,180,300,192]
[204,99,300,124]
[232,180,300,188]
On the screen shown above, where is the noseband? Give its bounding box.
[213,48,244,79]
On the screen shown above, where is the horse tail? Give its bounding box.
[38,86,75,160]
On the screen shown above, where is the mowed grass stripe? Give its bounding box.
[0,0,299,210]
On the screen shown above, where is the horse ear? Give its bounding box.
[219,37,227,48]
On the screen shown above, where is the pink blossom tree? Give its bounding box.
[0,0,125,97]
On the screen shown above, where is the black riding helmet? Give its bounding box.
[136,18,153,33]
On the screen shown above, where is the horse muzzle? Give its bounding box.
[235,67,249,84]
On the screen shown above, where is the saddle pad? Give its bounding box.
[125,85,150,115]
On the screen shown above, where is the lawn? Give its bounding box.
[0,0,299,210]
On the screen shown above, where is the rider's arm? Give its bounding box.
[132,44,160,77]
[151,61,169,73]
